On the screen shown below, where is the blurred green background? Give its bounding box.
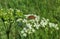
[0,0,60,20]
[0,0,60,39]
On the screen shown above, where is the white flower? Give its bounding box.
[29,19,35,23]
[34,23,40,29]
[49,23,58,28]
[21,30,24,34]
[49,22,59,30]
[34,23,37,27]
[56,27,59,30]
[35,16,40,23]
[36,24,40,29]
[23,28,27,30]
[47,19,49,21]
[40,20,46,27]
[23,19,27,23]
[16,18,22,22]
[28,31,32,34]
[23,33,27,37]
[32,28,35,32]
[40,18,49,27]
[26,23,32,29]
[23,28,28,32]
[25,29,28,33]
[21,28,28,34]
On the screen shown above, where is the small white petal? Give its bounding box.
[26,23,32,29]
[17,18,22,22]
[28,31,32,34]
[23,28,27,30]
[49,23,58,28]
[56,27,59,30]
[32,28,35,32]
[23,19,27,23]
[23,33,27,37]
[21,30,24,34]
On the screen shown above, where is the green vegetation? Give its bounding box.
[0,0,60,39]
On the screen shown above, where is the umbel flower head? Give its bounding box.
[19,14,59,37]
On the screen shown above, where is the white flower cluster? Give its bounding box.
[16,14,59,37]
